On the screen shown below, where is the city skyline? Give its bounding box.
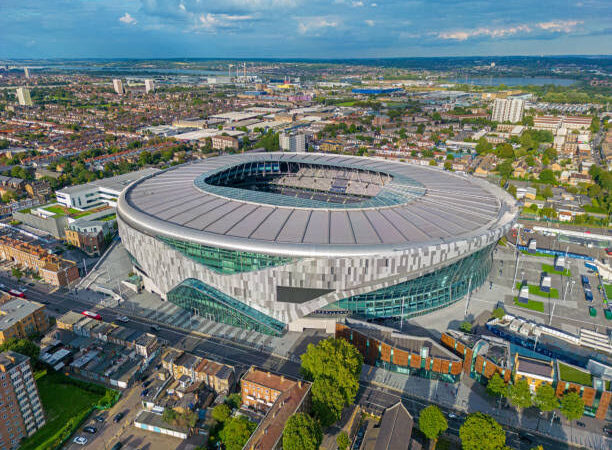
[1,0,611,59]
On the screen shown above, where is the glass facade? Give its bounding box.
[167,278,286,336]
[334,245,494,319]
[158,236,293,274]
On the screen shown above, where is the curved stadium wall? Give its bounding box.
[118,153,517,336]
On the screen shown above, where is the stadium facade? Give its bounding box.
[117,153,517,336]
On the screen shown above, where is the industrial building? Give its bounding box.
[117,153,517,336]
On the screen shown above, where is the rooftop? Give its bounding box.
[57,168,160,196]
[0,350,29,371]
[0,299,45,331]
[119,153,517,257]
[515,354,554,379]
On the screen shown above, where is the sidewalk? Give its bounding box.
[362,365,608,450]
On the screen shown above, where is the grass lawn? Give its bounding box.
[541,263,572,277]
[19,371,113,450]
[558,362,593,386]
[337,101,355,106]
[520,250,555,258]
[42,204,80,216]
[513,297,545,312]
[605,284,612,300]
[516,282,559,299]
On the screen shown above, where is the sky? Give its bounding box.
[1,0,611,59]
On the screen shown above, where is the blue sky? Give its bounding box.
[1,0,610,58]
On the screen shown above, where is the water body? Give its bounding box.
[449,77,577,87]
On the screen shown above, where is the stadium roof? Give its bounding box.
[118,153,517,257]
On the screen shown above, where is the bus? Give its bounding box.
[8,289,26,298]
[82,310,102,320]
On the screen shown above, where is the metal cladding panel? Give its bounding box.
[364,210,405,244]
[275,209,311,243]
[152,196,217,220]
[394,206,450,240]
[303,210,330,244]
[378,209,430,242]
[184,201,241,230]
[329,212,356,245]
[204,203,258,234]
[226,206,275,238]
[347,211,381,245]
[249,208,293,241]
[409,205,464,235]
[169,197,228,226]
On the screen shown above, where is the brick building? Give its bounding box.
[337,321,463,382]
[0,236,79,287]
[0,351,46,448]
[0,299,49,344]
[241,367,311,450]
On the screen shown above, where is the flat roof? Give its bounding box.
[57,168,160,196]
[118,153,517,257]
[0,299,44,331]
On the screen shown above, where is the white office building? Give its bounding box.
[55,168,159,210]
[279,132,306,153]
[16,87,33,106]
[23,67,30,79]
[113,79,125,95]
[491,98,525,123]
[144,79,155,93]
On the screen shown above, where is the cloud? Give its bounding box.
[365,19,375,26]
[196,12,254,31]
[438,19,583,40]
[119,12,137,25]
[298,16,339,34]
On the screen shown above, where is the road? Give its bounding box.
[1,273,601,449]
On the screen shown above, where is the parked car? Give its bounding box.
[117,315,129,323]
[150,325,160,332]
[113,412,125,423]
[142,380,152,388]
[83,426,97,434]
[141,389,149,397]
[110,442,123,450]
[73,436,88,445]
[576,421,586,427]
[94,415,105,423]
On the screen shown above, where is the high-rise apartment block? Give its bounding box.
[144,79,155,93]
[279,132,306,153]
[0,351,46,448]
[15,88,32,107]
[491,98,525,123]
[113,79,125,95]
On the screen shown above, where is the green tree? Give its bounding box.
[444,161,452,171]
[212,403,231,423]
[486,373,508,399]
[301,337,363,404]
[497,160,513,179]
[507,378,533,411]
[459,321,472,333]
[0,338,40,361]
[475,137,493,155]
[225,392,242,410]
[311,375,345,426]
[459,413,506,450]
[282,413,322,450]
[419,405,448,442]
[507,184,517,198]
[534,384,559,413]
[560,391,584,422]
[219,416,257,450]
[11,267,23,281]
[336,431,350,450]
[538,169,556,185]
[492,307,505,320]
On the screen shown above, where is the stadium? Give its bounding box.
[117,153,518,336]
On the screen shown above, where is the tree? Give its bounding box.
[219,416,257,450]
[560,391,584,422]
[534,384,559,413]
[459,321,472,333]
[497,160,513,179]
[419,405,448,442]
[225,392,242,410]
[11,267,23,281]
[459,413,506,450]
[301,338,363,426]
[0,338,40,361]
[507,184,517,198]
[486,373,508,399]
[507,378,533,411]
[475,137,493,155]
[492,307,505,320]
[212,403,231,423]
[336,431,350,450]
[538,169,556,185]
[444,161,452,171]
[282,413,322,450]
